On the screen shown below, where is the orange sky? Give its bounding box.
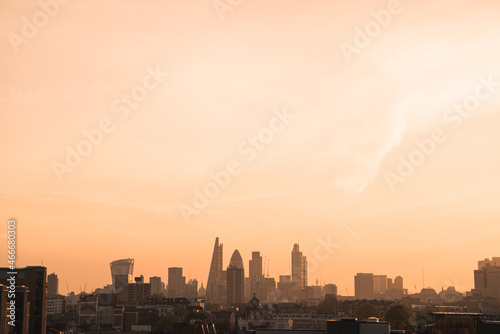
[1,0,500,296]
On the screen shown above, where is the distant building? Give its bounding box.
[110,259,134,293]
[393,276,403,290]
[473,258,500,300]
[198,282,206,297]
[227,250,245,304]
[0,266,48,334]
[249,251,263,278]
[78,294,98,325]
[479,257,500,269]
[291,244,307,289]
[115,274,130,303]
[324,284,338,296]
[168,267,185,298]
[418,288,440,303]
[277,275,299,301]
[206,237,223,303]
[127,280,151,303]
[185,279,198,298]
[47,294,66,316]
[373,275,387,295]
[150,276,164,296]
[48,273,59,295]
[354,273,374,300]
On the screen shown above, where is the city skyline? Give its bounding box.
[19,238,496,298]
[2,0,500,307]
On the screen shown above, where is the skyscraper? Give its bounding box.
[373,275,387,295]
[48,272,59,295]
[355,273,374,300]
[227,250,245,304]
[110,258,134,292]
[249,251,263,278]
[206,237,223,303]
[291,244,307,289]
[473,257,500,299]
[168,267,186,298]
[0,266,48,334]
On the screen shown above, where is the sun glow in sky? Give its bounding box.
[1,0,500,295]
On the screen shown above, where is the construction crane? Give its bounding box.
[66,280,70,295]
[267,259,270,277]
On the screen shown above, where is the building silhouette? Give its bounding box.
[128,276,151,303]
[198,282,206,297]
[355,273,374,300]
[48,273,59,296]
[393,276,403,290]
[206,237,223,303]
[227,250,244,304]
[168,267,186,298]
[0,266,47,334]
[110,259,134,293]
[373,275,387,295]
[324,284,338,296]
[249,251,263,278]
[473,257,500,300]
[291,244,307,289]
[185,279,198,298]
[115,274,130,303]
[149,276,164,295]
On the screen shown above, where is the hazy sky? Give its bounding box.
[1,0,500,296]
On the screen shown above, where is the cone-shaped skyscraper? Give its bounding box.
[206,237,223,303]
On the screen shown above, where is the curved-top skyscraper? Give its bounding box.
[227,249,244,304]
[110,258,134,291]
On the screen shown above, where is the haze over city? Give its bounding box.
[2,0,500,301]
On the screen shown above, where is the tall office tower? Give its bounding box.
[291,244,307,289]
[355,273,374,300]
[473,257,500,299]
[110,258,134,292]
[206,237,223,302]
[48,272,59,295]
[393,276,403,290]
[0,266,48,334]
[227,250,245,304]
[249,251,263,278]
[150,276,164,295]
[115,274,130,303]
[168,267,186,297]
[373,275,388,295]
